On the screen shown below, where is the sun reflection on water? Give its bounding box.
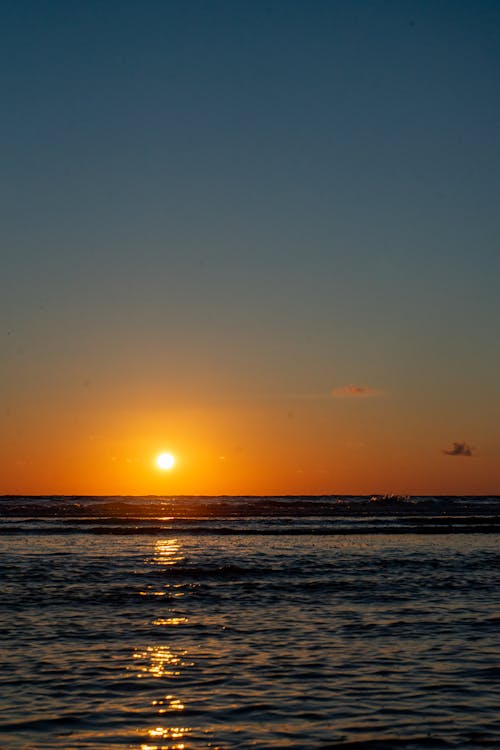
[148,725,190,739]
[152,694,185,713]
[140,745,186,750]
[153,617,189,626]
[140,721,192,749]
[133,644,194,678]
[151,539,184,567]
[139,539,187,598]
[133,538,194,750]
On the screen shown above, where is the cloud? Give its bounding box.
[443,441,473,457]
[332,384,381,398]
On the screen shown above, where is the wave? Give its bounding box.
[2,494,500,519]
[320,736,500,749]
[3,521,500,536]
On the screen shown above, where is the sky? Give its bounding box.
[1,0,499,495]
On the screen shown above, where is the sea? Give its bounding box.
[1,494,500,750]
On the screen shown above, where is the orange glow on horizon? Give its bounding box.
[0,402,498,496]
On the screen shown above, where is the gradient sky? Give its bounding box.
[1,0,499,495]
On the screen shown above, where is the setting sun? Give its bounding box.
[156,452,176,471]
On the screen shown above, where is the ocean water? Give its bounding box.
[1,496,500,749]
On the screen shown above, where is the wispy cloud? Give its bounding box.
[443,441,473,457]
[266,384,383,401]
[332,384,381,398]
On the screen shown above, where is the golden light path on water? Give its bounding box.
[132,538,194,750]
[3,512,500,748]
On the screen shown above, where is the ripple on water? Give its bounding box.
[0,533,499,749]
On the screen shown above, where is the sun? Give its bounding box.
[156,452,176,471]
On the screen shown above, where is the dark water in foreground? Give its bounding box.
[1,496,500,749]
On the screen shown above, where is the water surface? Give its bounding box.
[1,496,499,749]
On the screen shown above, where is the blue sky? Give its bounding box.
[1,0,499,493]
